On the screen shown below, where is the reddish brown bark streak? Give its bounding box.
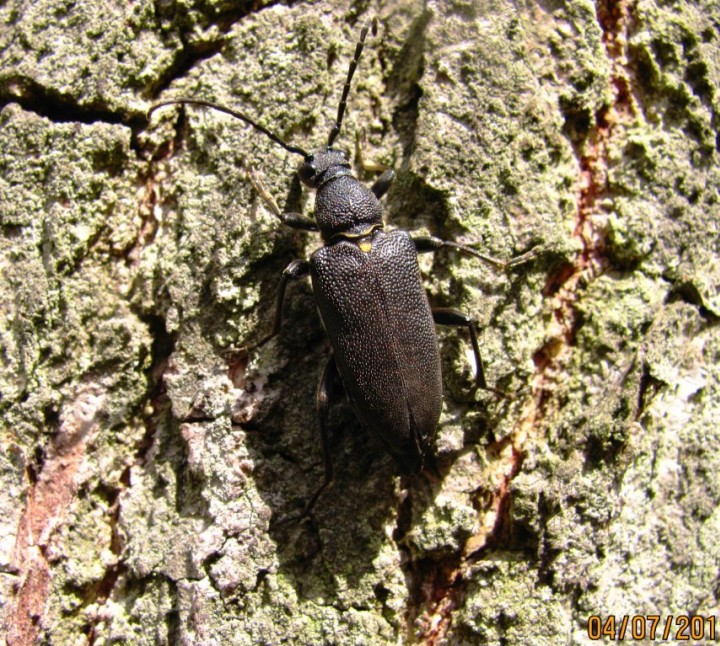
[5,389,103,646]
[417,2,637,642]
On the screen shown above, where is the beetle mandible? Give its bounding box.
[149,18,531,515]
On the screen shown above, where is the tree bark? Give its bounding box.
[1,0,718,644]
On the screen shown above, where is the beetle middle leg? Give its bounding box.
[249,259,310,350]
[432,307,505,397]
[413,235,535,270]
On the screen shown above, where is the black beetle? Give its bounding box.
[149,19,531,514]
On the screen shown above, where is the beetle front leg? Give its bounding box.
[414,236,535,270]
[432,307,505,397]
[249,259,310,350]
[246,163,318,231]
[370,169,395,199]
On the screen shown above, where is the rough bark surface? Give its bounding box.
[1,0,718,644]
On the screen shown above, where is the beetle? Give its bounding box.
[149,18,531,514]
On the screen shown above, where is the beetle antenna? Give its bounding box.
[327,17,378,149]
[148,98,310,158]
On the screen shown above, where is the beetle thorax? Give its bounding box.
[299,148,384,241]
[315,174,383,241]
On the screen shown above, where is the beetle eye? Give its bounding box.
[298,160,316,184]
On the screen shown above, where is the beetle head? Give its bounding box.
[298,148,351,188]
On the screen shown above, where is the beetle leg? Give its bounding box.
[354,128,387,175]
[304,353,341,515]
[248,259,311,350]
[413,236,535,271]
[432,307,506,397]
[246,163,318,231]
[271,354,340,527]
[370,169,395,199]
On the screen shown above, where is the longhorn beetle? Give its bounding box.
[149,18,532,515]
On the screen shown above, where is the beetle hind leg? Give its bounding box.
[304,352,341,516]
[270,353,340,527]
